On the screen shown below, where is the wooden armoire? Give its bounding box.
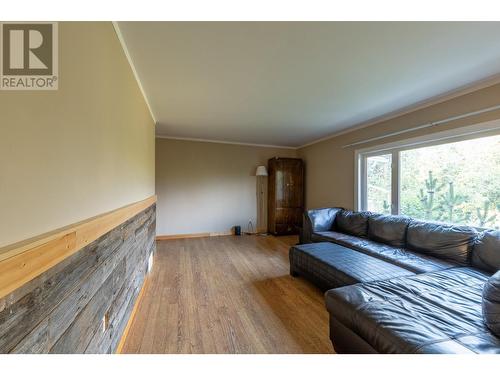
[267,157,304,235]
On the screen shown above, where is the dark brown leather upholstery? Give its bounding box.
[329,316,378,354]
[300,207,500,353]
[326,267,500,354]
[335,210,372,238]
[302,207,343,244]
[313,231,457,274]
[473,230,500,273]
[368,214,411,247]
[483,271,500,337]
[406,221,477,265]
[289,242,414,290]
[312,231,366,249]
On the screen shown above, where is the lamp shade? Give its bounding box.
[255,165,268,176]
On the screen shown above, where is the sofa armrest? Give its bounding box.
[302,207,343,243]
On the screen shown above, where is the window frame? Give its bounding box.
[359,150,398,215]
[354,119,500,216]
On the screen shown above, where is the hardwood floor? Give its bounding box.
[120,235,334,354]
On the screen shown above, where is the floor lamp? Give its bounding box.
[255,165,268,234]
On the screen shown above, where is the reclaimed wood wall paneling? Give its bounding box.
[0,203,156,354]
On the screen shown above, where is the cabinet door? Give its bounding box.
[267,159,277,233]
[282,159,303,208]
[274,208,301,234]
[274,162,286,208]
[275,208,302,225]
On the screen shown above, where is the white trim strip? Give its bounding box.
[155,135,297,149]
[112,21,157,124]
[298,73,500,149]
[342,103,500,148]
[355,119,500,155]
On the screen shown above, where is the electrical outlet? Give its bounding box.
[102,312,109,332]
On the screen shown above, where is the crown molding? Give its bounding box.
[112,21,157,124]
[298,73,500,149]
[155,134,297,150]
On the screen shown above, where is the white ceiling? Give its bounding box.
[117,22,500,147]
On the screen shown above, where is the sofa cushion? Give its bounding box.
[335,210,371,238]
[312,231,366,249]
[368,214,411,247]
[305,207,342,232]
[353,240,458,274]
[483,271,500,337]
[289,242,414,290]
[313,231,457,274]
[406,221,477,265]
[472,230,500,273]
[326,267,500,353]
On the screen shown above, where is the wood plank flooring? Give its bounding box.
[120,235,334,354]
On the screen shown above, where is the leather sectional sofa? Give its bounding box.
[291,208,500,354]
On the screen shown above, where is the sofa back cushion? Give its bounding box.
[482,271,500,337]
[472,230,500,273]
[335,210,371,238]
[406,221,477,265]
[368,214,411,247]
[305,207,343,232]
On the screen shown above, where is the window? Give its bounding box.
[357,126,500,230]
[365,153,392,214]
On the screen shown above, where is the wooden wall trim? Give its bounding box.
[0,195,157,300]
[115,275,150,354]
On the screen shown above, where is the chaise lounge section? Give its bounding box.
[289,242,414,291]
[326,266,500,353]
[292,207,500,353]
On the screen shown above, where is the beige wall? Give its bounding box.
[0,22,155,248]
[155,138,297,236]
[298,83,500,210]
